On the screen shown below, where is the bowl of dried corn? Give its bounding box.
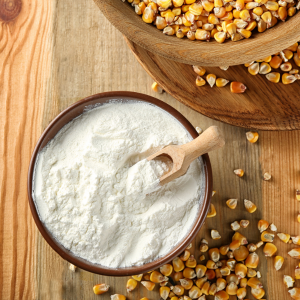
[93,0,300,66]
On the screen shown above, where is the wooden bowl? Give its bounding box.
[94,0,300,66]
[27,91,212,276]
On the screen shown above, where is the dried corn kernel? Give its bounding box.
[196,277,207,289]
[93,283,110,295]
[269,55,283,69]
[230,240,241,251]
[226,199,238,209]
[245,252,259,268]
[263,242,277,257]
[132,274,143,281]
[234,169,244,177]
[247,268,257,277]
[263,172,271,181]
[248,63,259,75]
[180,250,191,262]
[141,281,155,291]
[160,287,171,299]
[127,279,137,292]
[231,221,241,231]
[258,220,269,233]
[207,260,218,269]
[207,204,217,218]
[266,72,280,83]
[174,272,183,281]
[235,263,247,279]
[215,291,229,300]
[240,278,248,288]
[173,257,185,272]
[211,230,221,240]
[193,66,206,76]
[251,288,265,299]
[183,268,196,279]
[259,62,271,74]
[295,266,300,279]
[171,285,185,296]
[201,282,210,295]
[246,131,259,143]
[209,248,220,262]
[244,199,256,213]
[226,282,238,295]
[231,82,246,93]
[150,271,167,283]
[261,231,274,242]
[240,220,250,228]
[247,243,257,252]
[180,278,194,289]
[289,248,300,259]
[274,255,284,271]
[282,73,297,84]
[160,264,173,276]
[292,236,300,245]
[289,288,300,300]
[186,255,197,268]
[216,78,229,87]
[232,232,248,245]
[284,275,295,288]
[206,74,216,87]
[196,264,207,278]
[248,277,263,289]
[277,232,290,243]
[189,286,202,298]
[296,189,300,201]
[151,82,164,93]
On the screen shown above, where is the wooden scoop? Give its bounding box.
[147,126,225,185]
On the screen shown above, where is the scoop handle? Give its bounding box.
[181,126,225,165]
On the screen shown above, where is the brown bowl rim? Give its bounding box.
[94,0,300,66]
[27,91,212,276]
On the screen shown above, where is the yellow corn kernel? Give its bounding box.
[150,271,167,283]
[282,73,297,84]
[294,53,300,67]
[207,260,218,269]
[230,82,247,93]
[226,259,236,271]
[173,0,184,6]
[245,20,257,31]
[207,203,217,217]
[229,240,241,250]
[226,22,237,35]
[236,287,246,299]
[159,287,171,300]
[93,283,110,295]
[179,278,194,289]
[235,263,247,279]
[257,19,266,32]
[265,0,279,10]
[144,273,150,281]
[261,231,274,242]
[206,74,216,88]
[253,6,263,15]
[111,295,126,300]
[258,220,269,232]
[208,13,220,24]
[183,267,196,279]
[127,279,138,292]
[236,0,245,10]
[189,286,202,298]
[215,291,229,300]
[189,2,203,15]
[226,199,238,209]
[176,29,184,38]
[199,255,205,261]
[245,252,259,268]
[200,243,209,252]
[248,277,263,289]
[173,257,185,272]
[292,236,300,245]
[269,55,283,69]
[266,72,280,83]
[215,0,223,6]
[226,282,238,295]
[259,62,271,74]
[251,288,265,299]
[231,221,241,232]
[163,26,175,35]
[186,255,197,268]
[186,0,197,3]
[248,243,257,252]
[234,169,244,177]
[196,277,207,289]
[289,248,300,259]
[295,266,300,279]
[245,132,259,145]
[233,246,249,261]
[187,30,195,40]
[171,285,185,296]
[244,199,256,213]
[261,11,272,27]
[220,245,230,255]
[220,266,231,276]
[211,229,221,240]
[214,31,227,43]
[284,275,295,288]
[216,278,226,290]
[141,281,155,291]
[233,9,240,18]
[263,242,277,257]
[286,42,298,52]
[202,0,214,11]
[180,250,191,262]
[237,28,251,38]
[196,76,206,87]
[132,274,143,281]
[247,268,256,277]
[289,288,300,300]
[248,63,259,75]
[201,282,210,295]
[283,49,294,60]
[140,298,149,300]
[142,7,155,23]
[195,29,210,41]
[240,278,247,288]
[208,248,220,262]
[277,232,291,243]
[206,269,216,280]
[208,283,217,296]
[215,78,229,87]
[160,264,173,276]
[193,66,206,76]
[173,271,183,281]
[240,9,251,21]
[157,0,172,8]
[232,232,248,245]
[278,6,287,20]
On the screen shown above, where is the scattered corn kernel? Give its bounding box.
[211,230,221,240]
[258,220,269,233]
[141,281,155,291]
[127,279,138,292]
[132,274,143,281]
[230,82,247,93]
[266,72,281,83]
[284,275,295,288]
[274,256,284,270]
[186,255,197,268]
[292,236,300,245]
[193,66,206,76]
[244,199,257,213]
[180,250,191,262]
[234,169,244,177]
[247,243,257,252]
[196,76,206,86]
[245,252,259,268]
[226,199,238,209]
[189,286,202,298]
[251,287,265,299]
[207,204,217,218]
[215,290,229,300]
[261,231,274,242]
[296,189,300,201]
[171,285,185,296]
[240,220,250,228]
[263,242,277,257]
[173,257,185,272]
[277,232,290,243]
[160,264,173,276]
[183,267,197,279]
[152,82,164,93]
[93,283,110,295]
[289,288,300,300]
[233,246,249,261]
[179,278,194,289]
[288,248,300,259]
[206,74,217,87]
[216,78,229,87]
[231,221,241,231]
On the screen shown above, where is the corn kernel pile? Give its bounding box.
[123,0,300,43]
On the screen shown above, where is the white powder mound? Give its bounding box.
[33,101,204,268]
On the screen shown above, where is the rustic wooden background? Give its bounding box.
[0,0,300,299]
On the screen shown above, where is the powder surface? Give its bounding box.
[33,101,204,268]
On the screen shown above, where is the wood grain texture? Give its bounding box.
[93,0,300,66]
[125,38,300,131]
[0,0,52,299]
[1,0,300,299]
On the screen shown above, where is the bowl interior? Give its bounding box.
[28,91,212,276]
[94,0,300,66]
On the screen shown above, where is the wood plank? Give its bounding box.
[1,0,299,299]
[0,0,52,299]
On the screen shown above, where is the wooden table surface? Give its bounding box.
[1,0,300,299]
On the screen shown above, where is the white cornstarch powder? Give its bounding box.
[33,101,204,268]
